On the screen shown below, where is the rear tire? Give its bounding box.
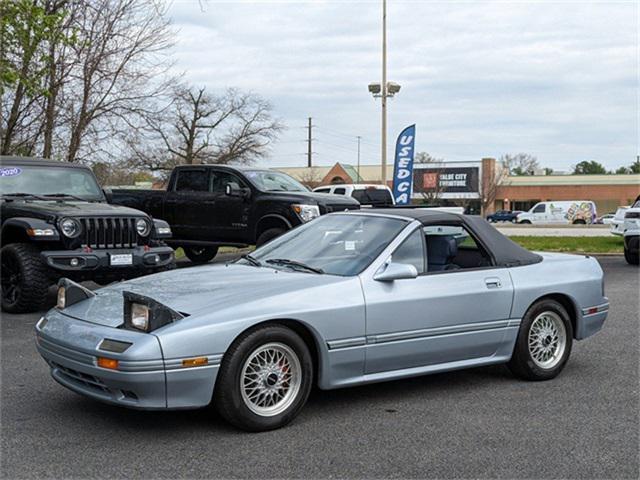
[256,228,285,247]
[508,299,573,381]
[520,220,532,224]
[214,324,313,432]
[183,246,218,264]
[573,219,586,225]
[1,244,50,313]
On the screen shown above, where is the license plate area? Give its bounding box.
[110,253,133,266]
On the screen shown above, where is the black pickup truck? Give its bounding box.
[110,165,360,263]
[0,157,174,313]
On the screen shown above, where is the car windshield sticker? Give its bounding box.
[345,241,356,251]
[0,167,22,177]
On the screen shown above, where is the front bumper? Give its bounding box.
[35,311,218,410]
[41,245,174,272]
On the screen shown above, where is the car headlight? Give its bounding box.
[123,291,185,332]
[56,278,95,309]
[60,218,81,238]
[292,204,320,222]
[130,303,150,330]
[136,218,151,236]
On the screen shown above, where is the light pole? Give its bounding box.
[368,0,400,186]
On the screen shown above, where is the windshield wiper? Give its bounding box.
[42,193,87,201]
[239,253,262,267]
[265,258,324,274]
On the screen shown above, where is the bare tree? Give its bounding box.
[499,153,540,176]
[129,86,283,171]
[298,167,323,188]
[58,0,174,162]
[481,160,508,215]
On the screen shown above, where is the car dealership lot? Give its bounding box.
[1,256,638,479]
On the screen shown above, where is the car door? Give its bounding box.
[164,168,216,241]
[209,170,252,242]
[531,203,547,223]
[361,224,514,374]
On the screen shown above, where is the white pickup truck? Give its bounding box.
[614,195,640,265]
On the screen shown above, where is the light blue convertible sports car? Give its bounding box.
[35,209,608,431]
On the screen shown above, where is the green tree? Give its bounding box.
[0,0,69,154]
[573,160,607,175]
[616,166,630,174]
[630,159,640,174]
[544,167,554,175]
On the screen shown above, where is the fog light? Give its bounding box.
[97,357,119,370]
[70,258,79,267]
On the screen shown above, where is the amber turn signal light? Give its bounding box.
[97,357,119,370]
[182,357,208,368]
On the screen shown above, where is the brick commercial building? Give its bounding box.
[276,159,640,215]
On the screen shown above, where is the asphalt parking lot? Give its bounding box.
[1,256,638,479]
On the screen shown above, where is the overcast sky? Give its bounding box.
[167,0,638,172]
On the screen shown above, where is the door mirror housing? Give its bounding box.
[225,182,250,199]
[374,262,419,282]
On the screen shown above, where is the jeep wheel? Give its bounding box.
[256,228,285,247]
[1,244,50,313]
[183,246,218,264]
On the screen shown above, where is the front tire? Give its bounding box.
[214,324,313,431]
[183,246,218,264]
[508,299,573,381]
[1,244,50,313]
[256,228,285,247]
[624,246,639,265]
[520,220,532,224]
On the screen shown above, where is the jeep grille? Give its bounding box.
[79,217,142,249]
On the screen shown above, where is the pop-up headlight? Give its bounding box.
[56,278,95,309]
[122,291,184,332]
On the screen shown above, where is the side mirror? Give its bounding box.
[374,262,418,282]
[225,182,250,199]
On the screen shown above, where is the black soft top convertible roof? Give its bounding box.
[364,208,543,268]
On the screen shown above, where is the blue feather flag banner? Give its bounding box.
[392,124,416,205]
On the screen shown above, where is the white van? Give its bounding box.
[313,184,395,207]
[516,201,597,225]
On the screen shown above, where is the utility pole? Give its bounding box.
[307,117,313,167]
[357,136,361,180]
[381,0,387,186]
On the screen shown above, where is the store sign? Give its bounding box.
[413,167,479,194]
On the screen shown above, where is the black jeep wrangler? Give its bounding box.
[0,157,174,313]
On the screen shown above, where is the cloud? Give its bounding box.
[167,0,638,171]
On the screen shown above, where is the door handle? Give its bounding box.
[485,277,502,289]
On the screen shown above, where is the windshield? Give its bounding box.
[0,165,104,201]
[247,214,408,276]
[244,170,309,192]
[351,188,393,206]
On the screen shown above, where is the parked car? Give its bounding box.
[595,213,616,225]
[485,210,522,223]
[36,208,608,431]
[0,157,174,313]
[110,165,360,264]
[610,206,630,236]
[313,184,395,207]
[517,201,597,224]
[621,195,640,265]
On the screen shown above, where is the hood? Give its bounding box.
[60,263,348,328]
[2,199,146,219]
[263,191,360,211]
